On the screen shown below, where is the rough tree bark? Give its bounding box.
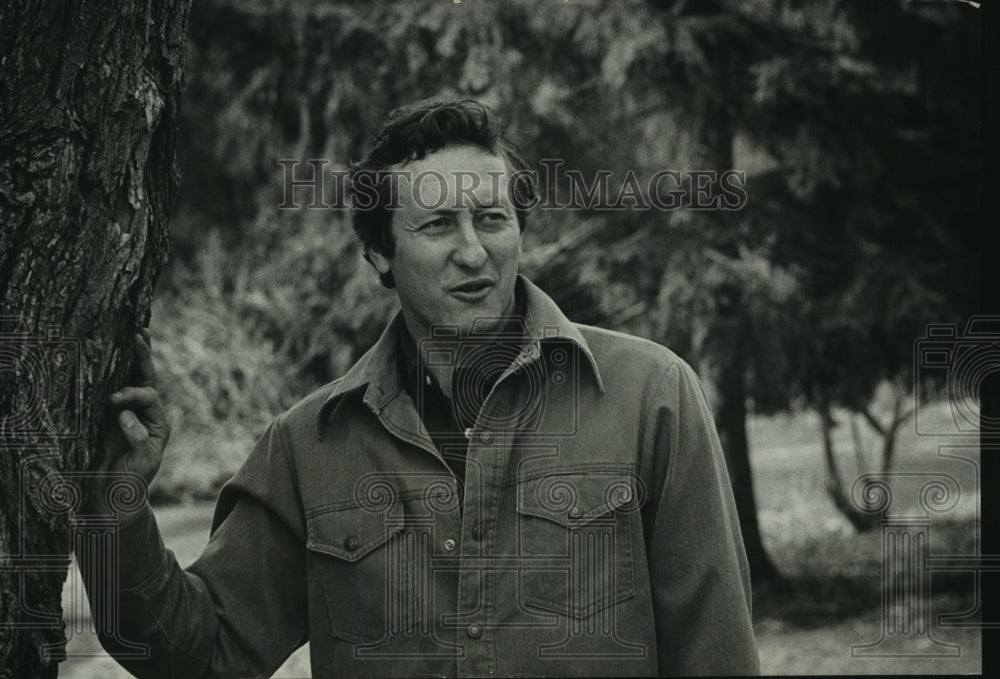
[0,1,191,676]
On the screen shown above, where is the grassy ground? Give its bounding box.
[56,402,982,677]
[748,400,981,674]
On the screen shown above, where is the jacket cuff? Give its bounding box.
[111,502,169,592]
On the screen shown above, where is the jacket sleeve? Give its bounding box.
[644,359,760,676]
[75,415,309,679]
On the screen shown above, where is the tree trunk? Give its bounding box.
[818,402,880,533]
[820,383,913,533]
[660,0,781,586]
[715,340,782,584]
[0,0,191,676]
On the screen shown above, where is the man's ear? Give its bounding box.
[367,248,391,276]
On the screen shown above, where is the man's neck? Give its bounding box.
[400,285,527,400]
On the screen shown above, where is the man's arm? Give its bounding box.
[644,358,760,676]
[76,333,308,678]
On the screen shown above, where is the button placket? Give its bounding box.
[458,386,511,676]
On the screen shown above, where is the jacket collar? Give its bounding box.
[315,275,604,438]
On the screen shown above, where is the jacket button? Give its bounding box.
[472,525,483,540]
[478,430,493,444]
[444,538,456,551]
[344,536,359,551]
[466,624,482,639]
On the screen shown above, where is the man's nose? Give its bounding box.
[451,215,488,269]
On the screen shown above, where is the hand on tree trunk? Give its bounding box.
[86,331,170,520]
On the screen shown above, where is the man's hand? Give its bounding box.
[87,330,171,517]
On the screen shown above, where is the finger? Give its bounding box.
[109,386,158,410]
[118,409,150,448]
[109,386,162,424]
[131,333,157,388]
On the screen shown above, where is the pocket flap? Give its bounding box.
[306,504,402,562]
[517,472,640,527]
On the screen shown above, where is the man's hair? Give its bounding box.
[349,98,536,288]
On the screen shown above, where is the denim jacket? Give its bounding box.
[83,276,759,677]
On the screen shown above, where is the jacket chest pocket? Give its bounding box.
[306,504,417,643]
[516,472,640,618]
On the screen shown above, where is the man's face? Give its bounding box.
[369,145,522,340]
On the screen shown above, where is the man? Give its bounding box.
[82,98,759,677]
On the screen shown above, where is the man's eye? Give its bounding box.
[420,217,450,230]
[479,212,509,224]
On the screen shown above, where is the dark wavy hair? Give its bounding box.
[349,98,536,288]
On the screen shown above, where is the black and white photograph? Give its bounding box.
[0,0,989,676]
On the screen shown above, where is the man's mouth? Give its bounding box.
[449,279,494,301]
